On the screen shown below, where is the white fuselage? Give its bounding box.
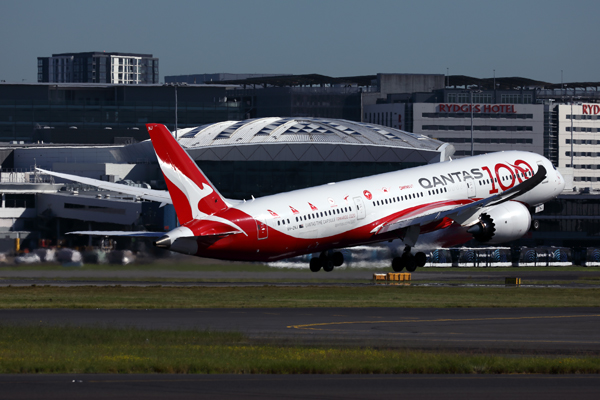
[234,151,563,242]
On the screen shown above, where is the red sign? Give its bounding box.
[267,209,279,218]
[582,104,600,115]
[308,202,318,211]
[289,206,299,215]
[438,104,517,114]
[363,190,372,200]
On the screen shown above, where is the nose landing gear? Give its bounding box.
[391,246,426,272]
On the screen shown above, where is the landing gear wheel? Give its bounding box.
[309,258,321,272]
[415,252,427,268]
[531,219,540,231]
[332,251,344,267]
[392,257,404,272]
[403,253,417,272]
[319,252,335,272]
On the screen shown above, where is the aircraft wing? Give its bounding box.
[372,165,546,235]
[36,168,172,204]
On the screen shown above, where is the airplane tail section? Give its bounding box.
[146,123,228,224]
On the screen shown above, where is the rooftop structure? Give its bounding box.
[177,117,448,157]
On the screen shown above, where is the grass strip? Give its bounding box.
[0,325,598,374]
[1,286,600,309]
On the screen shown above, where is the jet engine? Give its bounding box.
[467,202,531,244]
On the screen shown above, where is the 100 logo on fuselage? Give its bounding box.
[418,159,534,195]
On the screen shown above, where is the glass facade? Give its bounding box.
[0,84,247,142]
[529,195,600,247]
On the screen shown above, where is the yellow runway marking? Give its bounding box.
[287,314,600,330]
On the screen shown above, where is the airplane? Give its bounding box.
[38,123,566,272]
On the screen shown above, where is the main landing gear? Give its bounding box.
[310,251,344,272]
[391,246,426,272]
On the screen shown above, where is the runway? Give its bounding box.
[1,374,599,400]
[1,307,599,353]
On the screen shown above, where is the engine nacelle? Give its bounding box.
[467,202,531,244]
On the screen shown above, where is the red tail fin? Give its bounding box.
[146,123,228,224]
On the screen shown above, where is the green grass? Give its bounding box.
[0,325,597,374]
[1,286,600,309]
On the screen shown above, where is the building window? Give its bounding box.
[5,194,35,208]
[472,93,492,103]
[501,94,521,104]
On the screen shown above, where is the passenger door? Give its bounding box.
[256,218,268,240]
[465,176,476,198]
[353,197,366,220]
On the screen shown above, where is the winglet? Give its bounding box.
[146,123,228,224]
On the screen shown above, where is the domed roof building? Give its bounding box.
[171,117,454,198]
[176,117,453,164]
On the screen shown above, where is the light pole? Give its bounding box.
[569,96,581,169]
[570,98,573,168]
[470,90,474,156]
[163,82,185,139]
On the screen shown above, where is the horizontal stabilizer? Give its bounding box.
[67,231,166,237]
[37,168,172,204]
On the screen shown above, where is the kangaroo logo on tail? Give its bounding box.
[147,124,228,224]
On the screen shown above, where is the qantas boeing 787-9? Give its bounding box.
[39,123,565,272]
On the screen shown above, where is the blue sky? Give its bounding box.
[1,0,598,84]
